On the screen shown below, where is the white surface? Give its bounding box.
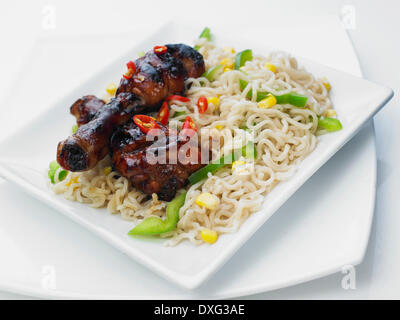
[0,0,398,299]
[0,20,392,293]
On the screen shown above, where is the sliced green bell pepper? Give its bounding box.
[128,192,187,236]
[318,117,343,132]
[194,27,212,50]
[48,160,68,184]
[202,64,224,81]
[239,79,308,107]
[235,49,253,70]
[188,142,257,184]
[173,111,186,118]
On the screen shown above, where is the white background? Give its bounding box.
[0,0,398,299]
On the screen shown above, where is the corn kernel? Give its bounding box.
[207,96,220,108]
[264,63,276,73]
[66,176,79,187]
[220,58,234,69]
[323,81,331,91]
[195,192,220,210]
[106,83,117,95]
[325,109,337,117]
[215,125,224,130]
[201,228,218,244]
[224,67,233,72]
[103,166,112,175]
[258,94,277,108]
[232,160,246,171]
[223,47,235,54]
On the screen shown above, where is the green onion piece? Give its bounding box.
[318,117,343,132]
[128,192,187,235]
[188,142,257,184]
[194,45,201,51]
[48,160,68,184]
[202,64,224,81]
[235,49,253,70]
[138,51,145,57]
[72,124,78,134]
[199,27,212,41]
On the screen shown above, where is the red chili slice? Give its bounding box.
[181,116,197,137]
[133,115,160,134]
[196,96,208,114]
[156,101,169,125]
[123,61,136,80]
[154,45,167,55]
[126,61,136,73]
[165,95,191,103]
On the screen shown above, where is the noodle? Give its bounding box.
[52,41,333,246]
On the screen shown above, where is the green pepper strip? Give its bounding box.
[318,117,343,132]
[202,64,224,81]
[128,192,187,236]
[239,79,308,108]
[172,111,186,118]
[48,160,68,184]
[194,27,212,50]
[235,49,253,70]
[188,142,257,184]
[72,124,78,134]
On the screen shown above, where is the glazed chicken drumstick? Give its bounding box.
[57,43,205,172]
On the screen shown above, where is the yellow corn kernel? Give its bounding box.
[66,176,79,187]
[232,160,246,172]
[201,228,218,244]
[323,81,331,91]
[223,47,235,54]
[103,166,112,175]
[105,83,117,95]
[224,67,233,72]
[207,96,220,108]
[325,109,337,117]
[220,58,234,69]
[195,192,220,210]
[264,62,276,73]
[215,125,224,130]
[258,94,277,109]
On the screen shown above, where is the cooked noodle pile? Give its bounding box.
[52,40,333,245]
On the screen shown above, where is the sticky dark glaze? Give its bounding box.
[56,43,205,172]
[57,93,141,171]
[70,95,105,126]
[116,43,204,108]
[110,121,204,201]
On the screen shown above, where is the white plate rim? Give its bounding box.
[0,22,393,291]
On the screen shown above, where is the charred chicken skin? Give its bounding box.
[110,121,204,201]
[70,95,105,126]
[57,43,205,172]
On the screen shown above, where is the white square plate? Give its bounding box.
[0,22,393,289]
